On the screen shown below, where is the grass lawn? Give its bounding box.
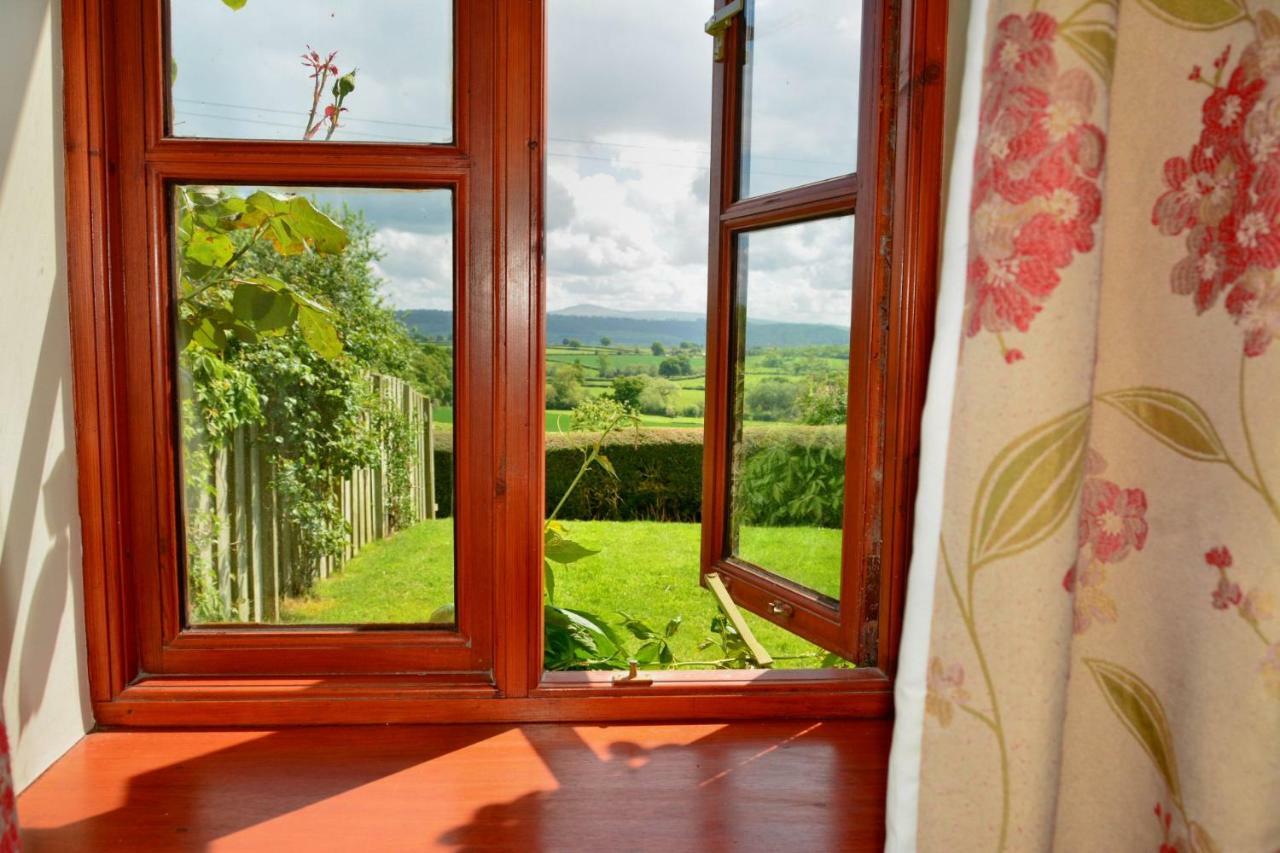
[280,521,457,625]
[281,518,845,668]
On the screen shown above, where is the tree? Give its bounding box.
[600,336,611,346]
[796,372,847,425]
[658,354,691,377]
[638,377,680,416]
[608,375,648,411]
[408,340,452,403]
[651,341,665,356]
[745,379,800,422]
[546,363,588,410]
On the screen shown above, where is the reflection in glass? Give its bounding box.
[738,0,862,198]
[175,185,455,625]
[728,217,854,601]
[168,0,452,143]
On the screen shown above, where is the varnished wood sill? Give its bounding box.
[18,721,892,850]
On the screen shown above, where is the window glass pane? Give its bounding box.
[738,0,861,198]
[168,0,452,143]
[727,216,854,601]
[174,185,455,625]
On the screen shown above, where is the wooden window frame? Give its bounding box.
[699,0,934,666]
[61,0,946,727]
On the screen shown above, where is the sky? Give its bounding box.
[169,0,861,326]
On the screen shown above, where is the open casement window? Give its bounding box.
[699,0,943,666]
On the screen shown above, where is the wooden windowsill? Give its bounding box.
[18,720,892,850]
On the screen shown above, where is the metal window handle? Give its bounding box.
[768,600,794,619]
[611,659,654,687]
[704,0,745,62]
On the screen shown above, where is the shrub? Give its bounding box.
[733,425,845,528]
[745,378,799,421]
[608,375,648,410]
[546,428,704,521]
[796,372,847,426]
[658,354,692,377]
[546,363,588,409]
[430,424,846,528]
[638,377,680,416]
[431,426,455,518]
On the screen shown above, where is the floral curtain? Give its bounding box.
[1,717,17,852]
[888,0,1280,849]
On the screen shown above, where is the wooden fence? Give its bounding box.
[191,374,436,622]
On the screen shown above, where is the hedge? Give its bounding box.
[431,424,846,527]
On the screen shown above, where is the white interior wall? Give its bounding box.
[0,0,93,793]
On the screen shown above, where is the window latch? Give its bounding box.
[704,0,745,62]
[611,659,653,687]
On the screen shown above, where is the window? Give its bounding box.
[174,186,457,627]
[61,0,945,723]
[700,0,912,664]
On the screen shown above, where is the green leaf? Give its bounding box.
[241,190,288,222]
[190,317,227,353]
[229,321,259,344]
[1135,0,1246,30]
[617,612,659,641]
[634,640,662,666]
[544,605,628,668]
[266,217,307,256]
[232,281,298,333]
[1060,21,1116,84]
[595,454,618,479]
[969,405,1090,570]
[428,603,454,624]
[543,558,556,603]
[561,607,627,648]
[296,303,342,360]
[177,317,195,350]
[286,196,349,254]
[221,0,247,8]
[663,616,683,638]
[544,532,600,565]
[287,287,334,315]
[1098,388,1227,463]
[1084,659,1181,802]
[184,228,235,268]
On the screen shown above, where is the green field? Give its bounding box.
[281,518,843,668]
[433,407,704,431]
[428,343,847,432]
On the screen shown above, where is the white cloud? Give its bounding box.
[370,228,453,310]
[171,0,862,325]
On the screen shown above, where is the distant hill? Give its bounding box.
[549,303,706,322]
[398,309,850,348]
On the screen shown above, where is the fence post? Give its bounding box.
[231,427,251,621]
[426,397,436,520]
[214,444,232,617]
[258,431,279,621]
